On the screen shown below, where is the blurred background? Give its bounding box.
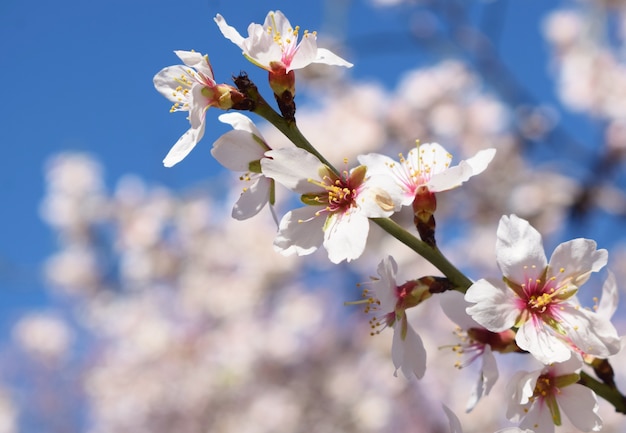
[2,0,626,431]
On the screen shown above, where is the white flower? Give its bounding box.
[154,50,240,167]
[358,142,496,207]
[214,10,353,73]
[440,291,509,412]
[261,147,402,263]
[211,113,273,220]
[366,256,428,379]
[465,214,621,365]
[506,356,602,433]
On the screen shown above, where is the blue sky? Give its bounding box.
[0,0,565,315]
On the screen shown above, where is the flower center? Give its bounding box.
[303,165,366,215]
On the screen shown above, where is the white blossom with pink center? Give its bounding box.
[214,10,352,73]
[465,214,621,365]
[506,356,602,433]
[261,147,402,263]
[358,142,496,207]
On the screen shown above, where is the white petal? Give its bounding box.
[550,355,583,376]
[211,130,267,171]
[558,384,602,432]
[174,50,214,80]
[232,177,270,220]
[428,148,496,192]
[442,405,464,433]
[466,345,498,412]
[516,320,572,364]
[506,369,540,415]
[519,401,556,433]
[214,14,245,48]
[323,210,369,263]
[391,319,426,379]
[163,120,206,167]
[547,238,607,286]
[288,34,318,71]
[559,305,621,358]
[153,65,191,104]
[440,290,479,330]
[218,112,265,138]
[407,143,453,178]
[265,10,292,35]
[358,153,414,206]
[359,172,404,215]
[261,148,325,194]
[374,256,399,313]
[465,279,519,332]
[273,207,324,256]
[597,271,618,318]
[313,47,354,68]
[496,215,548,284]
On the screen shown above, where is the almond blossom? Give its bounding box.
[211,113,274,221]
[214,10,353,74]
[465,214,621,365]
[153,50,244,167]
[357,142,496,207]
[506,356,602,433]
[440,291,517,412]
[261,147,402,263]
[360,256,428,379]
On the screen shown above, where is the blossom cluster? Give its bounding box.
[5,4,626,433]
[147,8,626,433]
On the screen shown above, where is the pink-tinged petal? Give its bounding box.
[516,320,572,364]
[466,345,498,412]
[440,291,479,330]
[163,120,206,168]
[153,66,191,104]
[211,130,267,171]
[218,112,265,140]
[442,405,464,433]
[391,319,426,379]
[313,47,354,68]
[374,256,399,313]
[261,148,325,194]
[557,384,602,432]
[232,177,270,220]
[559,305,621,358]
[597,271,618,318]
[428,148,496,192]
[174,50,214,81]
[323,210,369,263]
[496,215,548,283]
[273,207,324,256]
[465,279,520,332]
[547,238,607,287]
[519,402,556,433]
[288,33,318,71]
[214,14,246,48]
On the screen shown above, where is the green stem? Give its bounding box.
[372,218,473,291]
[579,371,626,414]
